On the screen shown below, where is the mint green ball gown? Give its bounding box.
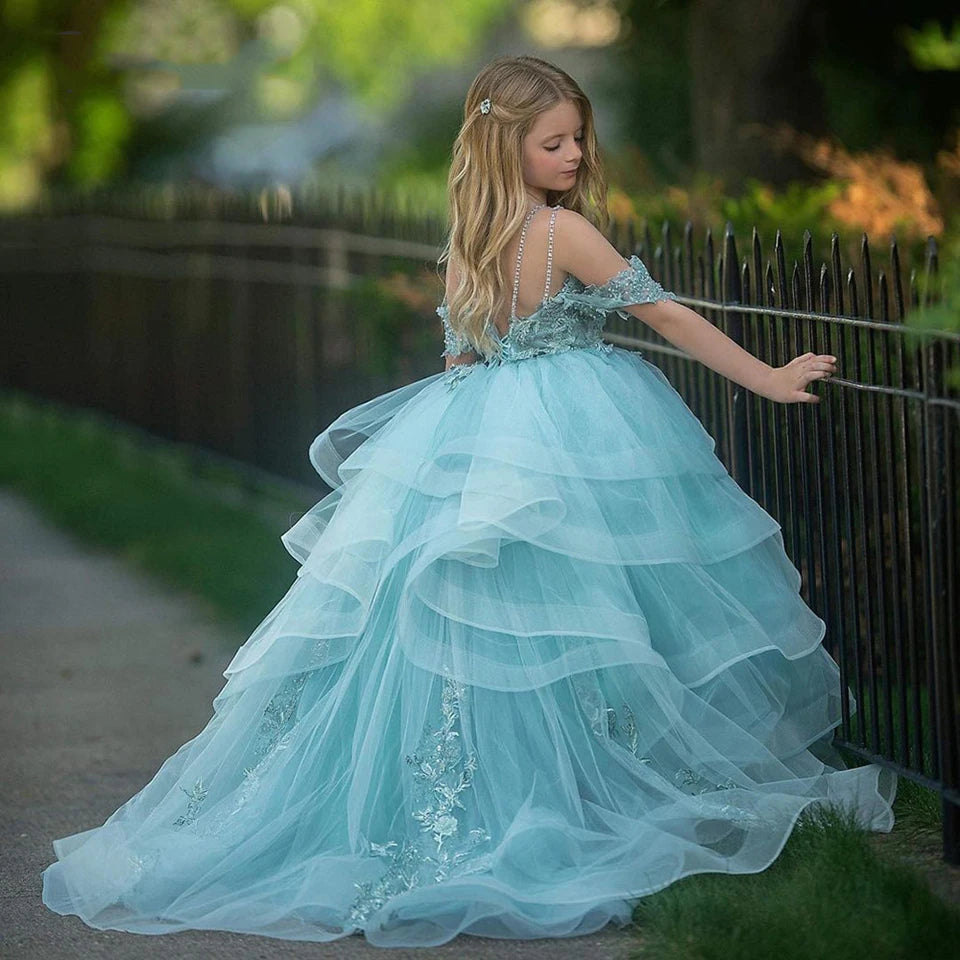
[41,204,896,946]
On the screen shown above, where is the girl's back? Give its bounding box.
[489,205,567,335]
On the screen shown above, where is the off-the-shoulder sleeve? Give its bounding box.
[561,254,677,316]
[437,302,475,358]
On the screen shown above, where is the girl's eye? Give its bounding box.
[546,135,584,152]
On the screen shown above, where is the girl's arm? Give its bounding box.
[554,210,836,404]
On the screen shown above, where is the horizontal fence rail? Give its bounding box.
[1,189,957,863]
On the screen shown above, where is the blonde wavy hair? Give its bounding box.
[438,55,611,358]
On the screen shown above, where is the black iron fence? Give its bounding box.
[1,187,957,863]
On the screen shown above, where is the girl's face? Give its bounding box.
[521,100,584,200]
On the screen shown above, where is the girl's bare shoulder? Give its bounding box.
[553,209,632,288]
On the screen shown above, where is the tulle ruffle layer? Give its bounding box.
[41,649,896,945]
[41,345,897,946]
[228,348,821,693]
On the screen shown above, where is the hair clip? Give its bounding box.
[479,98,491,115]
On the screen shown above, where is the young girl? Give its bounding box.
[42,54,896,947]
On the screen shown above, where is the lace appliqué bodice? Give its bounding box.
[437,252,678,388]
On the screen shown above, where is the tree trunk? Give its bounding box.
[688,0,821,189]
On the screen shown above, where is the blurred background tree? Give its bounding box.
[2,0,958,269]
[0,0,511,203]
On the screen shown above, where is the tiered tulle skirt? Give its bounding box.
[41,344,896,946]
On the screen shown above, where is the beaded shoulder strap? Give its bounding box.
[509,203,561,321]
[542,205,559,302]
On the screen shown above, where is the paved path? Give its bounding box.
[0,489,641,959]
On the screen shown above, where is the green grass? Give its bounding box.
[887,773,945,832]
[629,804,960,960]
[0,389,315,633]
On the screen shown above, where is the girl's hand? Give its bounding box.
[760,353,837,404]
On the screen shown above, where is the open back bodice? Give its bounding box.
[490,203,564,339]
[437,209,679,371]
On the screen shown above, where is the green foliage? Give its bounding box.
[0,51,56,206]
[899,18,960,71]
[0,0,512,206]
[68,88,133,184]
[903,225,960,390]
[627,173,849,263]
[0,53,52,153]
[719,176,847,246]
[294,0,510,109]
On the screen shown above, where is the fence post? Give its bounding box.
[722,223,750,486]
[923,334,959,864]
